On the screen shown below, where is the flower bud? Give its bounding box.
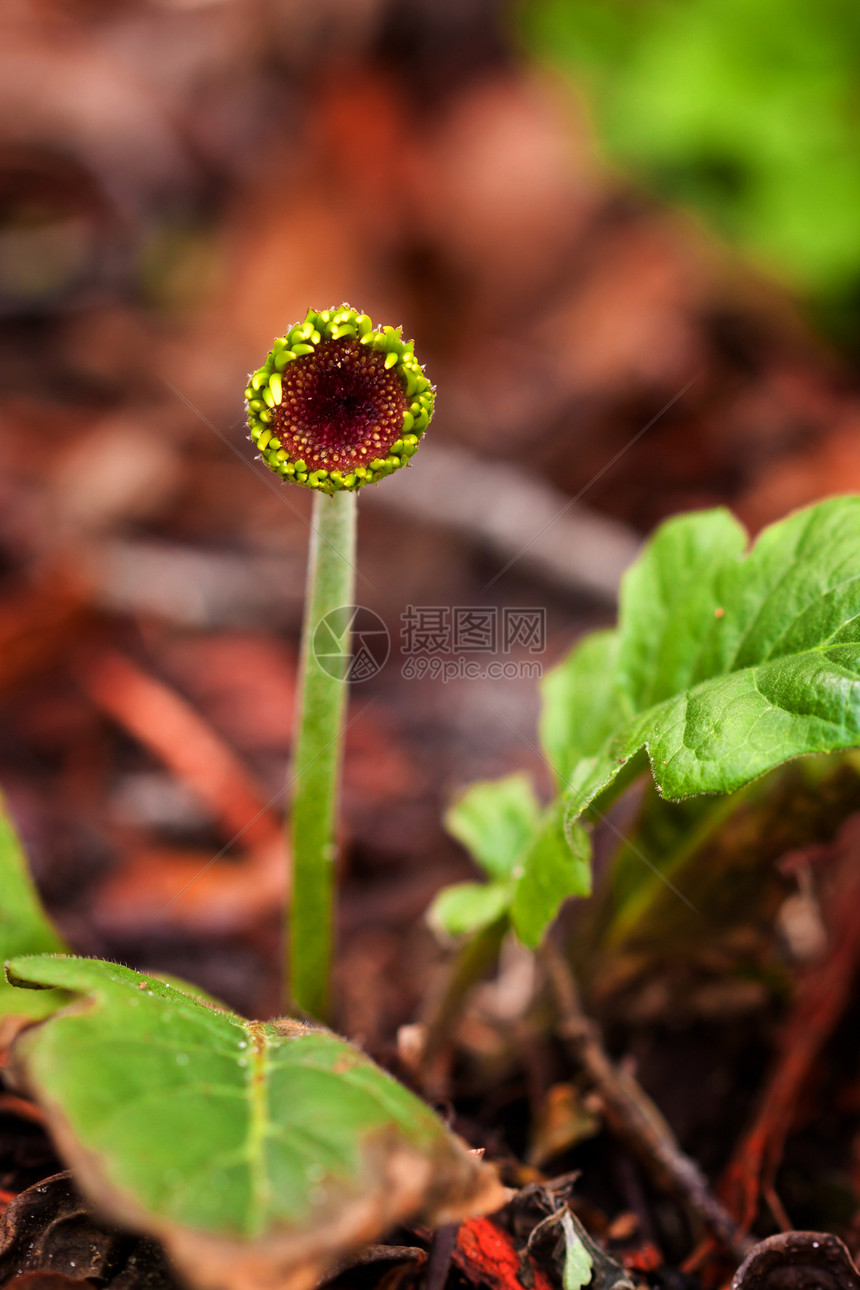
[245,306,435,492]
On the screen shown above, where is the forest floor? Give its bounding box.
[4,3,860,1289]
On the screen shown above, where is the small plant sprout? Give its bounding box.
[431,496,860,951]
[245,306,435,1020]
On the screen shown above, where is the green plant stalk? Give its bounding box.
[289,488,357,1020]
[420,916,509,1088]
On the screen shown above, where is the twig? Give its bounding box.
[424,1223,459,1290]
[321,1245,427,1284]
[539,941,752,1261]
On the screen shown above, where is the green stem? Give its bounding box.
[289,489,357,1020]
[420,916,508,1095]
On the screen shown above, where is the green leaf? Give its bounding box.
[526,496,860,945]
[427,881,513,938]
[613,508,746,709]
[7,955,504,1290]
[432,662,609,945]
[432,773,588,943]
[511,803,591,948]
[540,629,627,787]
[444,773,542,880]
[0,797,68,1022]
[430,773,549,941]
[561,1210,594,1290]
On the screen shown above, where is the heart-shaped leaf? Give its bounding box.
[0,798,68,1024]
[429,774,540,937]
[7,955,505,1290]
[429,880,514,939]
[444,773,542,880]
[429,776,590,940]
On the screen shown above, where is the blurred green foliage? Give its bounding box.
[521,0,860,337]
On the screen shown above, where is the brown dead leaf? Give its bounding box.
[0,1172,179,1289]
[731,1232,860,1290]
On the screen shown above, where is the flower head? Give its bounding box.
[245,306,435,493]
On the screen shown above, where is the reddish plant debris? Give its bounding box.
[452,1217,556,1290]
[720,815,860,1232]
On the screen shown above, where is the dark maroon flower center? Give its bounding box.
[272,338,407,474]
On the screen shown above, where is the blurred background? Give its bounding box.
[3,0,860,1034]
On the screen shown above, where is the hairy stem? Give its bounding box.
[419,917,508,1097]
[289,489,357,1019]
